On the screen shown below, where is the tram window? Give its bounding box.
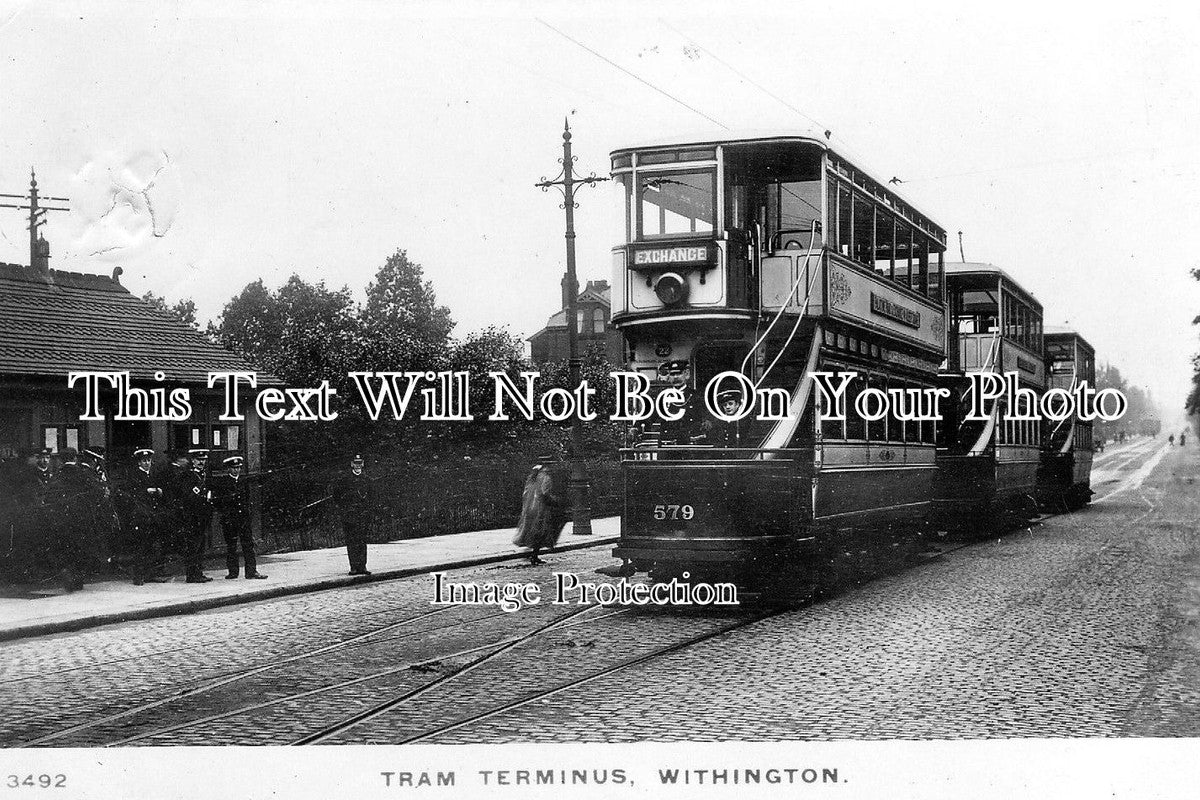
[866,375,887,442]
[927,248,944,300]
[894,223,913,288]
[912,237,929,295]
[906,387,924,443]
[888,380,904,443]
[778,180,822,244]
[922,414,936,444]
[845,379,866,440]
[874,212,895,279]
[612,174,632,244]
[638,171,715,238]
[826,180,838,249]
[837,184,852,258]
[820,398,844,441]
[853,196,874,266]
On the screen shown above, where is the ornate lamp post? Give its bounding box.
[536,120,606,536]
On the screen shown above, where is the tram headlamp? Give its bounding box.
[653,272,688,306]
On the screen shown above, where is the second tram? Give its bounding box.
[934,264,1047,525]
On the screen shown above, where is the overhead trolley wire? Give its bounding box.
[535,18,729,131]
[656,18,830,134]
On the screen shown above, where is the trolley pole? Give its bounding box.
[536,119,607,536]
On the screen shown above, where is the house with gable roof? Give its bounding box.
[527,277,624,364]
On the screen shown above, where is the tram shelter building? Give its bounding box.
[0,261,277,536]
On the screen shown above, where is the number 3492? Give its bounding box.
[5,775,66,789]
[652,504,695,520]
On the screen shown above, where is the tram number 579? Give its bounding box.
[653,504,695,521]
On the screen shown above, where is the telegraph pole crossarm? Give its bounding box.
[535,119,607,536]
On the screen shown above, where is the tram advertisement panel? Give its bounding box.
[824,260,945,354]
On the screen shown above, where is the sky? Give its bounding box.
[2,0,1198,422]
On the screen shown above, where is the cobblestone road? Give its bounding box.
[2,439,1196,745]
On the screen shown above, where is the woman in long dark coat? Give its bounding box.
[513,463,566,565]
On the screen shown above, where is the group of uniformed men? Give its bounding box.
[4,446,264,591]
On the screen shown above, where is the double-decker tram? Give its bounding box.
[934,264,1046,526]
[1037,327,1096,510]
[607,132,948,584]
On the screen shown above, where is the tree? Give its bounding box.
[361,250,454,372]
[210,275,364,393]
[143,291,200,330]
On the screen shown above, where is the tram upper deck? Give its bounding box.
[609,134,948,363]
[943,263,1046,388]
[609,134,952,462]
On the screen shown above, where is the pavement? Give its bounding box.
[0,517,619,643]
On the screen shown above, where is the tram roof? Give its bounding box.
[611,128,945,239]
[944,262,1043,312]
[1044,325,1095,355]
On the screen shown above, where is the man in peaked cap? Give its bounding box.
[47,447,97,591]
[119,448,170,585]
[8,448,53,577]
[329,454,374,575]
[183,448,214,583]
[211,455,266,580]
[82,447,120,569]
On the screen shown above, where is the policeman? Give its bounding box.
[184,449,214,583]
[8,448,52,576]
[162,449,211,583]
[48,448,96,591]
[212,456,266,580]
[83,448,120,570]
[121,448,169,585]
[330,454,374,576]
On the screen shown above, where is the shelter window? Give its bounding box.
[41,425,82,454]
[638,170,715,238]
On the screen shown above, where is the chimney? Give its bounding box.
[31,233,50,274]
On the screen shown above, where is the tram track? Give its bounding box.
[13,592,627,748]
[9,505,1100,748]
[15,603,488,746]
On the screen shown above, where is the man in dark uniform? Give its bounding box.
[184,449,214,583]
[159,449,191,576]
[330,454,374,575]
[83,448,121,570]
[119,448,169,585]
[162,449,212,583]
[212,455,266,580]
[48,448,97,591]
[24,448,55,573]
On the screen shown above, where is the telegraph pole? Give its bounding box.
[0,169,70,270]
[536,120,607,536]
